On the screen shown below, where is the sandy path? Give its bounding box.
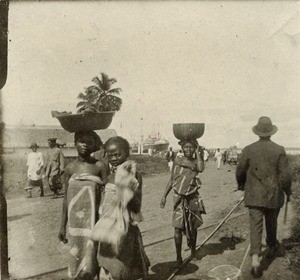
[6,161,296,279]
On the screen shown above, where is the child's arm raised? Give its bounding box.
[160,158,176,209]
[195,146,205,173]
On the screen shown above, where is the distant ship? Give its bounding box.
[130,127,169,153]
[143,135,169,152]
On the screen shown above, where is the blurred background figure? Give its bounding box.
[25,143,44,198]
[203,147,209,163]
[214,148,223,170]
[166,147,176,171]
[44,138,65,198]
[176,149,184,158]
[223,150,227,165]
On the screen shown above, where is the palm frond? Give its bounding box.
[92,76,104,90]
[107,88,122,95]
[76,101,87,108]
[77,92,88,100]
[101,72,118,91]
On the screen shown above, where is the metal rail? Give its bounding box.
[166,197,245,280]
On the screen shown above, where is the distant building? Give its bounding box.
[3,125,117,157]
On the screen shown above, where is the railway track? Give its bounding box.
[23,197,245,279]
[166,197,245,280]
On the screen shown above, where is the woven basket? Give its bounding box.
[51,111,115,132]
[173,123,205,140]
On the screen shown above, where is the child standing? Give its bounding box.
[160,139,205,268]
[95,136,150,280]
[58,130,108,279]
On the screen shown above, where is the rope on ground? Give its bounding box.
[238,243,251,279]
[144,211,246,249]
[141,198,245,235]
[166,196,245,280]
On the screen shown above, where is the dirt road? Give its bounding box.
[6,161,296,279]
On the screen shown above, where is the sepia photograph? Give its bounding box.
[1,0,300,279]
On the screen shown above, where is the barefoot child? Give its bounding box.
[58,130,108,279]
[91,136,150,280]
[160,139,205,267]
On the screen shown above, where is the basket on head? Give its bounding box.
[173,123,205,141]
[51,111,115,132]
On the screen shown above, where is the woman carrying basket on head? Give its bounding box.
[160,138,205,268]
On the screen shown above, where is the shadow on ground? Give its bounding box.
[150,261,198,280]
[195,236,245,260]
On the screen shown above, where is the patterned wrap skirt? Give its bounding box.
[172,191,205,246]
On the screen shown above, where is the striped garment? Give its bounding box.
[171,157,201,196]
[171,157,205,247]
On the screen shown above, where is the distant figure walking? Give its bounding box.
[236,116,292,278]
[223,150,227,165]
[176,149,184,158]
[203,148,209,163]
[214,148,222,169]
[166,147,176,171]
[44,138,65,198]
[25,143,44,198]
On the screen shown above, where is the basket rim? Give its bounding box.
[173,123,205,126]
[51,110,116,118]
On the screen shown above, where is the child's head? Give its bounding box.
[104,136,130,167]
[178,139,198,159]
[74,130,102,156]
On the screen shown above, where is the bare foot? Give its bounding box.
[191,249,198,260]
[173,258,183,269]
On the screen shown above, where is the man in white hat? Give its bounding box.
[236,116,292,278]
[25,143,44,198]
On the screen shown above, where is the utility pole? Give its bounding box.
[140,117,144,154]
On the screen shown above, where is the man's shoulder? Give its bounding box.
[246,140,284,153]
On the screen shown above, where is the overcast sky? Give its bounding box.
[2,1,300,148]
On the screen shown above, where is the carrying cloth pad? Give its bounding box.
[67,173,103,278]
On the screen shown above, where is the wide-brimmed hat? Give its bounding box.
[252,116,278,137]
[30,143,39,149]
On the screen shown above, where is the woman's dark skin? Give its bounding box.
[160,143,204,267]
[58,134,108,243]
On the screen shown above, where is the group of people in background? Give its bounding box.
[24,116,292,279]
[25,138,65,198]
[166,145,227,171]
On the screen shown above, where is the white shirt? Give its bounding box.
[27,152,44,180]
[177,151,184,158]
[214,151,222,159]
[203,150,209,161]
